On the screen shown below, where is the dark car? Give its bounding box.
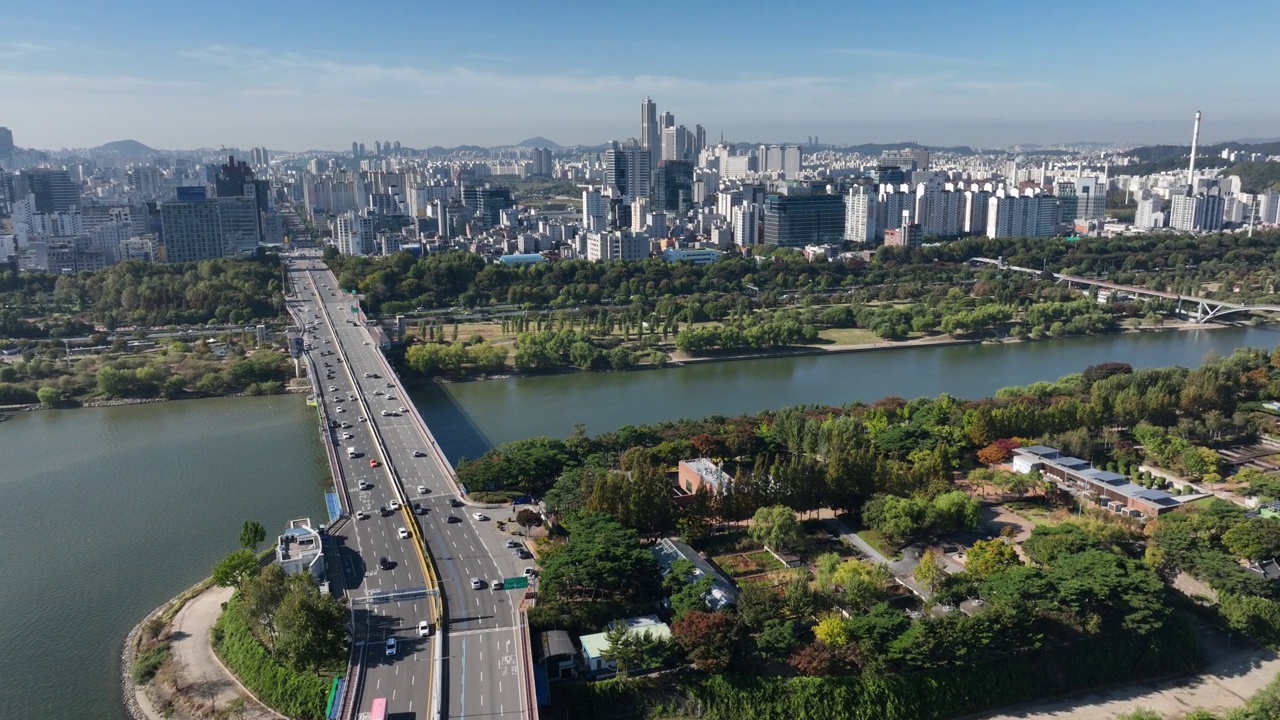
[449,498,463,507]
[413,503,426,515]
[379,557,392,570]
[514,548,533,559]
[447,515,461,523]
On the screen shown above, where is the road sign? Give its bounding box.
[350,307,358,313]
[502,576,529,590]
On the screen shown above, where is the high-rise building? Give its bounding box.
[0,127,13,168]
[762,191,845,247]
[1169,190,1225,232]
[604,141,651,199]
[986,188,1058,238]
[128,166,163,197]
[732,203,759,245]
[17,169,80,213]
[844,186,877,243]
[915,182,964,238]
[582,188,607,231]
[963,186,993,235]
[1134,196,1166,229]
[160,197,257,263]
[880,148,930,172]
[640,98,659,168]
[352,141,360,159]
[878,184,914,238]
[654,161,694,215]
[659,112,675,130]
[586,229,649,261]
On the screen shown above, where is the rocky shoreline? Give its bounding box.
[118,578,210,720]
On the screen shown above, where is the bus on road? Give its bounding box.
[369,697,387,720]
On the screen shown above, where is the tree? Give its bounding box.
[814,613,855,647]
[832,559,893,609]
[966,538,1021,576]
[515,508,543,530]
[212,549,260,588]
[601,623,644,678]
[1023,523,1093,566]
[788,642,840,676]
[669,576,714,619]
[914,548,947,595]
[36,386,59,407]
[735,582,785,631]
[754,618,799,660]
[748,505,805,553]
[274,576,349,670]
[239,520,266,551]
[239,564,288,648]
[1223,517,1280,562]
[536,513,662,611]
[671,610,740,673]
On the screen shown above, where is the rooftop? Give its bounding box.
[681,458,731,491]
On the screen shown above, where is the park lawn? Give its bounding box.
[713,550,784,579]
[406,322,514,344]
[856,529,901,560]
[814,327,883,346]
[743,550,785,572]
[1001,499,1056,526]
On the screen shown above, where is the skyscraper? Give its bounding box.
[604,141,651,199]
[17,169,80,213]
[844,186,878,243]
[641,98,659,176]
[762,190,845,247]
[655,161,694,215]
[0,127,13,168]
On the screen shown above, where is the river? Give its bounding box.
[4,324,1280,720]
[0,395,328,720]
[416,325,1280,462]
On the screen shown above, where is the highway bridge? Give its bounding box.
[973,257,1280,323]
[283,251,536,720]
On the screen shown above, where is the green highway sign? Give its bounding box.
[502,576,529,590]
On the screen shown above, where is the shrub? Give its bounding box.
[131,642,171,684]
[211,595,329,719]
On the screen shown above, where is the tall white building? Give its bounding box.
[963,186,993,235]
[583,188,608,232]
[334,209,377,256]
[915,181,964,237]
[1169,190,1225,232]
[732,203,759,246]
[878,184,915,238]
[641,98,659,171]
[844,186,877,243]
[127,166,163,197]
[1134,196,1166,229]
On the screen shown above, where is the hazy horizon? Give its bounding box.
[5,0,1277,152]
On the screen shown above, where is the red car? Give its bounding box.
[369,459,381,468]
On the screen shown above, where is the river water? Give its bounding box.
[416,325,1280,462]
[0,395,327,720]
[4,325,1280,719]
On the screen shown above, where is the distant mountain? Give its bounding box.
[91,139,156,155]
[1118,140,1280,176]
[516,137,562,150]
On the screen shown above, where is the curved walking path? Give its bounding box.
[975,626,1278,720]
[135,585,280,720]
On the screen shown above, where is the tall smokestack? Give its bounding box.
[1187,110,1202,195]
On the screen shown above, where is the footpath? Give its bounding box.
[132,585,280,720]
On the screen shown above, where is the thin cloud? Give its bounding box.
[0,41,57,59]
[830,47,993,66]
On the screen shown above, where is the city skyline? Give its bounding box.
[3,0,1279,151]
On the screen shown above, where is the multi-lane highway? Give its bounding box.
[284,252,531,720]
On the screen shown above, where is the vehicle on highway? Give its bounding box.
[413,503,426,514]
[356,510,368,520]
[399,406,407,413]
[472,512,488,521]
[397,528,409,539]
[369,459,381,467]
[358,416,368,423]
[379,556,392,570]
[470,577,483,589]
[389,500,400,510]
[328,385,337,391]
[380,410,391,416]
[374,390,384,395]
[449,498,463,507]
[347,447,358,458]
[514,548,533,559]
[505,539,522,548]
[386,382,394,388]
[447,515,461,523]
[492,579,503,591]
[417,485,427,494]
[413,450,426,457]
[341,422,352,429]
[524,567,538,578]
[363,372,372,378]
[418,621,432,637]
[385,637,397,656]
[336,407,346,414]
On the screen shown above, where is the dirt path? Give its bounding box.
[976,627,1278,720]
[136,585,280,720]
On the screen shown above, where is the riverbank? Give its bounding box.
[0,385,309,414]
[424,318,1238,385]
[123,582,283,720]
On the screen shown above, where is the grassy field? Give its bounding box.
[713,550,786,579]
[813,327,884,346]
[856,529,901,560]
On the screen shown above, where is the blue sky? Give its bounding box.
[3,0,1275,150]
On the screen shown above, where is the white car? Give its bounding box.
[398,407,407,413]
[417,485,427,494]
[418,620,433,637]
[385,637,397,656]
[358,416,368,423]
[336,407,346,413]
[398,527,410,539]
[358,481,372,490]
[389,500,401,510]
[356,510,368,520]
[524,567,538,578]
[472,512,488,521]
[380,410,391,416]
[413,450,426,457]
[470,577,483,590]
[341,432,353,440]
[328,385,337,391]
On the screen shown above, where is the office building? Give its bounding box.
[17,169,80,213]
[762,191,846,247]
[654,161,694,215]
[641,98,660,170]
[128,166,163,197]
[880,148,930,172]
[160,200,226,263]
[604,141,651,199]
[844,186,877,243]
